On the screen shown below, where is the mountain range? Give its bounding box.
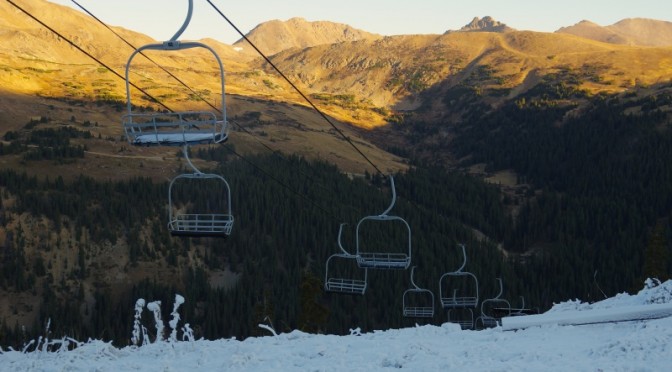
[2,0,672,202]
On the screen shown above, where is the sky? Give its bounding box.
[48,0,672,45]
[1,279,671,371]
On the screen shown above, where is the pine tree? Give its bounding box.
[642,220,671,282]
[298,270,329,333]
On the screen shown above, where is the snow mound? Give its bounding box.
[548,279,672,313]
[2,280,672,371]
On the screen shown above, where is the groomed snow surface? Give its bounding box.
[2,280,671,371]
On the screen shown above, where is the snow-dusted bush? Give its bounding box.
[130,294,190,346]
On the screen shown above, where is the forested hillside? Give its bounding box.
[379,81,672,305]
[0,149,523,347]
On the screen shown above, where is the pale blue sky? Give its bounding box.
[49,0,672,44]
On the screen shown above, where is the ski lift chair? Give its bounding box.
[355,176,412,269]
[507,296,538,317]
[324,224,368,295]
[439,244,479,308]
[509,296,528,317]
[167,157,234,237]
[402,266,435,318]
[439,244,479,329]
[121,1,228,147]
[447,307,475,330]
[476,278,511,329]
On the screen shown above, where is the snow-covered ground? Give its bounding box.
[2,280,671,371]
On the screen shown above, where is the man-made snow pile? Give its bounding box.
[1,280,671,371]
[502,278,672,330]
[547,278,672,312]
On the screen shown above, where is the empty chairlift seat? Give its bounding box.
[402,266,435,318]
[324,224,368,295]
[439,244,479,329]
[168,170,234,237]
[439,244,479,309]
[121,39,229,147]
[355,176,412,270]
[476,278,511,329]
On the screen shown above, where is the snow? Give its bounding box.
[2,280,672,371]
[502,279,672,330]
[131,132,218,145]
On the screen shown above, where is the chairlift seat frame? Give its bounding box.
[439,244,479,309]
[324,224,368,295]
[168,172,233,237]
[402,267,435,318]
[122,41,228,147]
[476,278,511,329]
[325,276,367,295]
[123,112,227,146]
[355,177,412,270]
[447,308,475,330]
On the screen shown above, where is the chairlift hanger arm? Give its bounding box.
[410,266,420,290]
[170,0,194,42]
[380,175,397,216]
[182,144,202,174]
[337,223,352,255]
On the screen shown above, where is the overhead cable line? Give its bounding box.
[9,0,344,222]
[69,0,338,199]
[206,0,385,177]
[5,0,173,114]
[70,0,207,111]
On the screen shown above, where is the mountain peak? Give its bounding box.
[458,16,514,33]
[233,18,381,56]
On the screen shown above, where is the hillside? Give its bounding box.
[0,0,405,176]
[232,17,382,56]
[557,18,672,46]
[262,30,672,117]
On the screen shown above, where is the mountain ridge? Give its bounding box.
[556,17,672,46]
[232,17,382,56]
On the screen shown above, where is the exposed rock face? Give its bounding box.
[457,16,515,33]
